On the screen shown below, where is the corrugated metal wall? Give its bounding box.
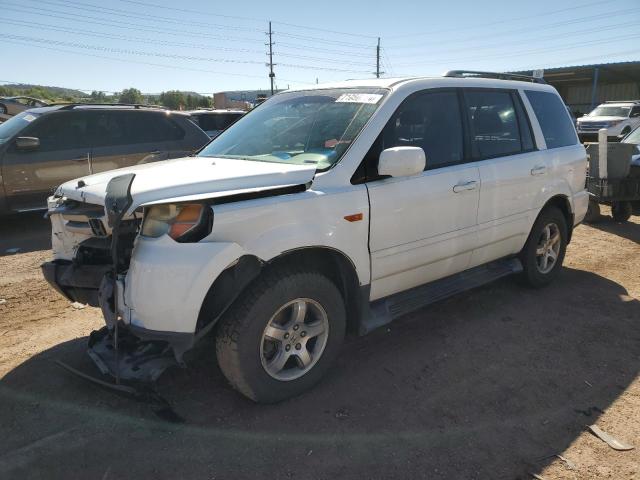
[555,82,640,114]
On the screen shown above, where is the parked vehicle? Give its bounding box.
[0,96,48,116]
[576,100,640,142]
[0,104,210,214]
[187,109,245,138]
[43,72,588,403]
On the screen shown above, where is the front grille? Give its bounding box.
[578,122,609,132]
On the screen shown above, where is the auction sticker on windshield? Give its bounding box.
[23,114,37,122]
[335,93,383,104]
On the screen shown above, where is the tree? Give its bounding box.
[119,88,143,104]
[198,96,212,108]
[159,90,185,110]
[90,90,107,103]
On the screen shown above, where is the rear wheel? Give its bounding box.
[611,201,632,222]
[519,207,568,288]
[215,266,346,403]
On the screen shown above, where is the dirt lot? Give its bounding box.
[0,209,638,480]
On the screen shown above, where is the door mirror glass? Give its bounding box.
[15,136,40,151]
[378,146,425,177]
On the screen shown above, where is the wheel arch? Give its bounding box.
[540,194,574,243]
[197,246,367,335]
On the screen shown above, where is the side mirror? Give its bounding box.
[15,136,40,151]
[378,146,425,178]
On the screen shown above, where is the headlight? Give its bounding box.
[608,120,623,126]
[141,203,213,242]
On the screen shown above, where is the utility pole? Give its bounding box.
[376,37,381,79]
[267,21,275,95]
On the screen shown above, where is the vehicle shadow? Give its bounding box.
[1,267,638,479]
[0,211,50,256]
[588,215,640,244]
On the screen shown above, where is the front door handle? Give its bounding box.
[71,155,88,163]
[453,180,478,193]
[149,150,161,155]
[531,165,547,176]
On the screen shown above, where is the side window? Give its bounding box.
[464,90,522,158]
[630,106,640,118]
[23,112,90,151]
[134,113,185,143]
[525,90,578,149]
[90,112,128,147]
[384,90,464,170]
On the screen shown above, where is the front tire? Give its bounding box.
[519,207,568,288]
[611,201,632,222]
[0,104,7,115]
[215,266,346,403]
[584,199,601,223]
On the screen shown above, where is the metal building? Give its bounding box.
[514,61,640,117]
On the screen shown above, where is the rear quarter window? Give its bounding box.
[525,90,577,149]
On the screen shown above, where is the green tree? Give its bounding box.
[119,88,143,104]
[198,96,212,108]
[90,90,107,103]
[159,90,185,110]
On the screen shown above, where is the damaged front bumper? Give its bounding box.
[87,326,183,382]
[42,260,195,382]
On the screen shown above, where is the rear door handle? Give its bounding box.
[531,165,547,176]
[71,155,88,163]
[149,150,161,155]
[453,180,478,193]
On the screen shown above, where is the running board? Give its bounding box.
[361,257,523,334]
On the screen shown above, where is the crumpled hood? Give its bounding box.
[55,156,316,212]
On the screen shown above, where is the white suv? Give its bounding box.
[43,71,589,402]
[577,101,640,141]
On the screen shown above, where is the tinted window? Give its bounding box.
[194,112,243,131]
[525,90,578,149]
[630,106,640,118]
[93,111,185,146]
[24,112,90,151]
[0,111,40,144]
[464,90,521,158]
[384,90,464,169]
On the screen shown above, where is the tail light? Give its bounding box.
[141,203,213,242]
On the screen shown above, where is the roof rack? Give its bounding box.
[53,103,167,110]
[604,100,640,104]
[443,70,547,84]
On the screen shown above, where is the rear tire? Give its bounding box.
[611,201,632,222]
[215,266,346,403]
[519,207,568,288]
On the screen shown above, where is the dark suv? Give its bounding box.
[0,104,210,214]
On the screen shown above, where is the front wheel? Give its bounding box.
[215,267,346,403]
[0,104,7,115]
[611,201,632,222]
[519,207,568,288]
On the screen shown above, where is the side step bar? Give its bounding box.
[362,257,523,334]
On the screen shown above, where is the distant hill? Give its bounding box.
[2,83,88,99]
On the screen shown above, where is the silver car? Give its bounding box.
[0,96,48,116]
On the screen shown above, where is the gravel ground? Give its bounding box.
[0,208,638,479]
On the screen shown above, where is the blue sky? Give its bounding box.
[1,0,639,94]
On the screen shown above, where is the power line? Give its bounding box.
[0,38,316,85]
[386,0,609,39]
[391,33,640,70]
[112,0,378,40]
[0,33,374,74]
[1,3,264,44]
[2,18,376,66]
[391,19,640,60]
[27,0,264,33]
[386,6,640,49]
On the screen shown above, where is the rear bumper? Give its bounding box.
[41,260,111,306]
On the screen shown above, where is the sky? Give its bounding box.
[1,0,639,95]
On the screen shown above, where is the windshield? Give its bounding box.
[198,88,387,169]
[588,106,630,118]
[0,111,40,144]
[622,126,640,144]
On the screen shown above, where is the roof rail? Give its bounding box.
[604,100,640,104]
[54,103,167,110]
[443,70,547,84]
